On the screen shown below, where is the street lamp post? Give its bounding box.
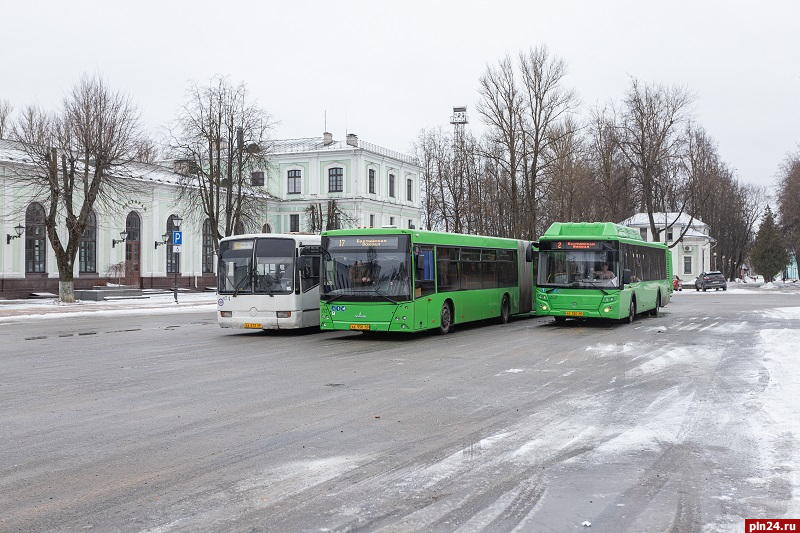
[172,217,183,303]
[713,252,717,271]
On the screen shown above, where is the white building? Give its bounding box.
[0,133,421,299]
[621,212,716,279]
[264,133,421,233]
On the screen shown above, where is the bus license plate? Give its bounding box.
[243,323,262,329]
[565,311,584,317]
[350,324,370,331]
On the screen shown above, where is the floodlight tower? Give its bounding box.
[450,106,468,232]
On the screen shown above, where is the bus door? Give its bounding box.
[298,246,322,326]
[413,245,435,329]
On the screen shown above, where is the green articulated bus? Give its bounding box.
[320,228,537,334]
[535,222,672,323]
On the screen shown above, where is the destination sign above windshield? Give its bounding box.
[539,240,615,251]
[329,236,400,249]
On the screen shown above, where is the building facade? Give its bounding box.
[621,212,716,279]
[0,134,422,299]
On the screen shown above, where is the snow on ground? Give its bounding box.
[0,291,217,323]
[753,327,800,515]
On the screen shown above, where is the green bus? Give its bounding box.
[319,228,537,334]
[535,222,672,323]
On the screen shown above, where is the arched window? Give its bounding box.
[261,223,272,233]
[79,211,97,273]
[202,218,215,274]
[166,214,180,274]
[25,202,47,274]
[124,211,142,284]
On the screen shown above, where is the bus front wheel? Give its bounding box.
[439,302,453,335]
[626,301,636,324]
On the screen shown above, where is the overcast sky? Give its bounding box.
[3,0,798,190]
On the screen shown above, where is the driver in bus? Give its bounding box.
[596,263,615,280]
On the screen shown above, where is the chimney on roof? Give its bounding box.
[323,132,333,146]
[346,133,358,147]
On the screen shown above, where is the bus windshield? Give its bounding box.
[538,249,620,289]
[218,237,296,295]
[322,234,412,301]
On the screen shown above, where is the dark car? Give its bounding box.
[695,271,727,291]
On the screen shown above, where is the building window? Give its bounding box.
[329,167,343,192]
[683,256,692,275]
[407,178,413,201]
[389,174,395,198]
[369,214,375,228]
[290,214,300,232]
[25,202,47,274]
[202,218,214,274]
[639,228,647,241]
[667,231,673,242]
[288,169,301,194]
[250,171,264,186]
[368,169,375,194]
[167,215,181,274]
[79,211,97,273]
[234,220,245,235]
[332,213,341,230]
[389,216,395,226]
[408,219,414,229]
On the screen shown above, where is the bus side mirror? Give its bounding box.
[415,253,425,275]
[622,269,632,285]
[525,243,533,262]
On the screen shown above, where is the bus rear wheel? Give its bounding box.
[498,295,510,324]
[650,291,661,317]
[439,302,453,335]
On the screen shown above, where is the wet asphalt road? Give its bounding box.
[1,288,798,532]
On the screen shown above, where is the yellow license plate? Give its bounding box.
[243,323,262,329]
[350,324,370,331]
[565,311,584,317]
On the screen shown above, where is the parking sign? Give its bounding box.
[173,231,182,245]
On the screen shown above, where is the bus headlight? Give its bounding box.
[539,304,548,311]
[277,311,292,318]
[603,306,613,313]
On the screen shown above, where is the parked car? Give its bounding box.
[673,275,683,291]
[695,271,727,291]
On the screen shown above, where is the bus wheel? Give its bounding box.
[439,302,453,335]
[626,301,636,324]
[499,295,510,324]
[650,292,661,317]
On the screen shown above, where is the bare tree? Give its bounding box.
[305,200,355,232]
[617,77,694,241]
[166,76,275,252]
[776,147,800,265]
[586,104,636,222]
[517,45,580,238]
[11,74,145,302]
[477,55,525,237]
[0,99,13,138]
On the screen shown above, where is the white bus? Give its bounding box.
[217,233,322,330]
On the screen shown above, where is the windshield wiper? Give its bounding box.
[369,288,399,304]
[581,280,609,295]
[232,270,253,297]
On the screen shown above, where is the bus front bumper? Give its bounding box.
[217,309,306,330]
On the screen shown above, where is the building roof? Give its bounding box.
[622,212,708,231]
[269,136,417,165]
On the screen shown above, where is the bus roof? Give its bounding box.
[322,227,529,248]
[219,233,321,245]
[541,222,644,242]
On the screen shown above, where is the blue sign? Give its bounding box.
[173,231,183,245]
